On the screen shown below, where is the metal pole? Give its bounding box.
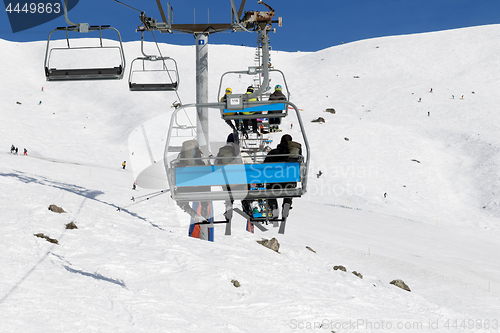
[195,33,210,156]
[195,32,212,241]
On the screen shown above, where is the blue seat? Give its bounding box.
[175,162,300,187]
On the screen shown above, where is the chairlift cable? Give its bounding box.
[118,189,170,211]
[112,0,142,13]
[150,30,183,105]
[149,30,194,128]
[131,189,168,201]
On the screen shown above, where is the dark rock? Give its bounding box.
[257,237,280,253]
[231,279,241,288]
[333,265,347,272]
[352,271,363,279]
[65,222,78,229]
[311,117,325,123]
[325,108,336,114]
[306,246,316,253]
[34,233,58,245]
[390,279,411,292]
[48,204,65,213]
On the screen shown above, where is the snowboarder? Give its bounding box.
[23,148,27,156]
[122,161,126,169]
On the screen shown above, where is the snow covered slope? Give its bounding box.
[1,25,500,332]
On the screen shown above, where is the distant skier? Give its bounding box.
[290,123,293,129]
[384,193,387,198]
[38,101,42,105]
[10,145,15,153]
[452,95,455,99]
[430,88,433,93]
[23,148,27,156]
[15,147,18,155]
[428,112,430,116]
[418,98,422,102]
[132,181,137,190]
[122,161,126,170]
[317,170,323,178]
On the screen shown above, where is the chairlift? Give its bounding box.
[128,30,180,91]
[164,100,310,234]
[217,67,291,102]
[44,0,125,81]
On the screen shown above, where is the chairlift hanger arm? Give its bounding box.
[114,0,172,33]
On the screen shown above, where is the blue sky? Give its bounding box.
[1,0,500,52]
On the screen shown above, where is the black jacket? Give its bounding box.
[268,90,286,101]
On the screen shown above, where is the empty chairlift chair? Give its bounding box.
[128,30,179,91]
[44,0,125,81]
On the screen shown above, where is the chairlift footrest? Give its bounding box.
[129,83,178,91]
[194,220,228,225]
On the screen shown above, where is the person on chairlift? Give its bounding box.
[264,134,301,218]
[243,86,259,134]
[221,87,239,132]
[268,84,286,132]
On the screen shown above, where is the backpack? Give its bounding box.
[180,139,203,166]
[287,141,302,162]
[216,144,237,165]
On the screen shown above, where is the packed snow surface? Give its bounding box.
[1,25,500,332]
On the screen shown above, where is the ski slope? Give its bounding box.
[1,24,500,332]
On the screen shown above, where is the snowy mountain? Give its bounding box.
[1,24,500,332]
